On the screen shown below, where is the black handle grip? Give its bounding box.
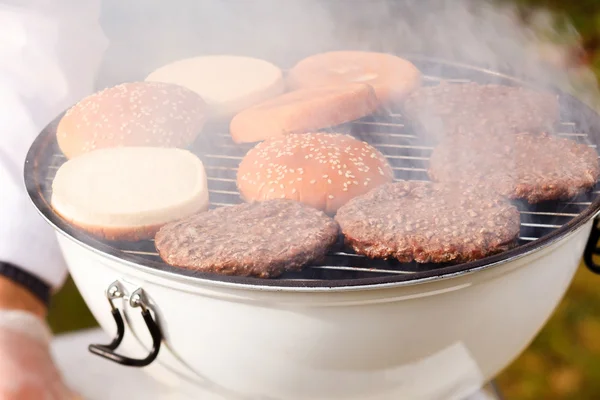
[89,307,162,367]
[584,220,600,274]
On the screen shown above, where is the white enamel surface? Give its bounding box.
[50,328,500,400]
[51,147,209,227]
[56,220,592,399]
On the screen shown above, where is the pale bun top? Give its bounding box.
[287,51,422,103]
[237,133,394,214]
[57,82,207,159]
[145,55,285,119]
[229,83,380,143]
[51,147,209,235]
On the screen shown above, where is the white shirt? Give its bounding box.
[0,1,107,290]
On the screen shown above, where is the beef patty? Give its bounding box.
[334,181,521,264]
[155,199,339,278]
[428,132,600,203]
[402,82,559,142]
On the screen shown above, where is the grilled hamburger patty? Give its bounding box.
[402,82,559,142]
[429,132,600,203]
[334,181,521,264]
[155,199,339,278]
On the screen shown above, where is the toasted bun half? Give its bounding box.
[145,55,285,120]
[229,84,379,143]
[51,147,209,241]
[56,82,207,159]
[287,51,422,104]
[237,133,394,214]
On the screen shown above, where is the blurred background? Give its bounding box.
[46,1,600,399]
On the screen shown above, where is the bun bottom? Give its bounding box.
[55,210,166,242]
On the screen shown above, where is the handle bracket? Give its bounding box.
[584,220,600,274]
[88,281,162,367]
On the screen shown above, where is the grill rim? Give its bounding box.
[24,55,600,292]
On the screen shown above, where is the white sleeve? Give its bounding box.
[0,2,107,291]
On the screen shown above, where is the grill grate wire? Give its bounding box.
[40,81,600,282]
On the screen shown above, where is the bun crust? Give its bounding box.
[51,147,210,241]
[54,217,164,242]
[57,82,207,159]
[237,133,394,213]
[287,51,422,104]
[229,84,379,143]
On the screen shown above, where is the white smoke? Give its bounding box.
[96,0,598,106]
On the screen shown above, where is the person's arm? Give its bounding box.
[0,2,106,398]
[0,1,107,298]
[0,277,46,317]
[0,83,70,308]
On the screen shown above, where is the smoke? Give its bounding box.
[97,0,597,97]
[93,0,600,230]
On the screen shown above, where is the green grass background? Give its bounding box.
[46,2,600,398]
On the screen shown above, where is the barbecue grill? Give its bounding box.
[25,55,600,400]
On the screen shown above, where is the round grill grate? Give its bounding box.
[25,56,600,289]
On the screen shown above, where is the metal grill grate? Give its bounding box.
[28,58,600,287]
[38,91,600,283]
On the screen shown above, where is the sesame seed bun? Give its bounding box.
[287,51,422,104]
[237,133,394,214]
[229,84,380,143]
[145,55,285,120]
[51,147,209,241]
[56,82,207,159]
